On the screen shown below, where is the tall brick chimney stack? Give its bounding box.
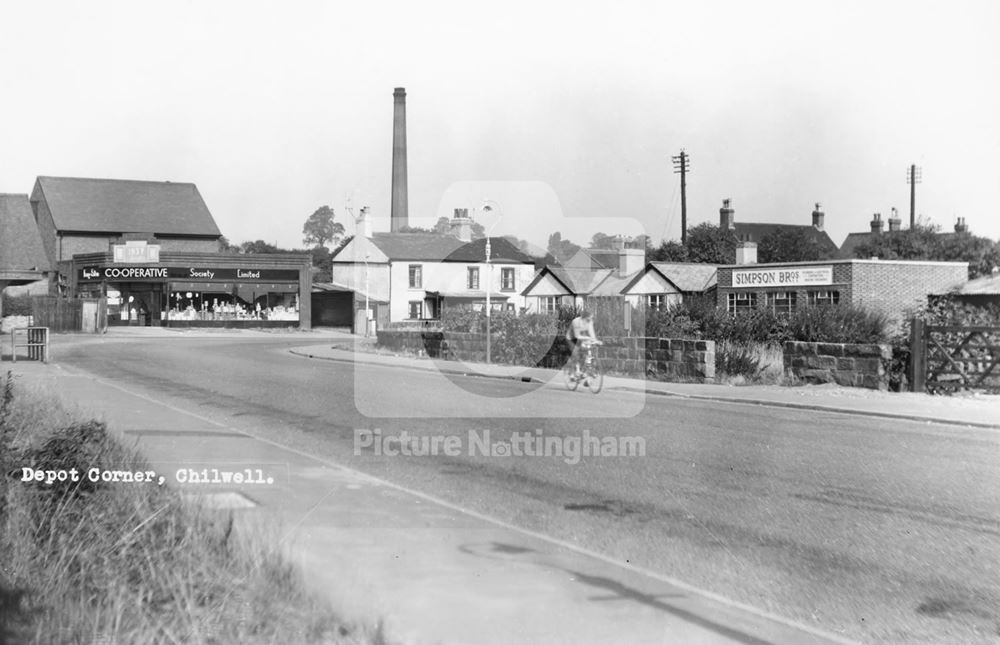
[887,207,901,232]
[811,202,825,231]
[719,198,735,230]
[390,87,408,233]
[954,217,969,233]
[870,213,884,234]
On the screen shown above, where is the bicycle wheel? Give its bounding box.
[563,363,580,391]
[584,353,603,394]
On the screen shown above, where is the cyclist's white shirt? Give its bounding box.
[568,317,596,342]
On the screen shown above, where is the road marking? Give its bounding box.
[53,366,858,645]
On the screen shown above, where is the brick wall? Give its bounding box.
[376,330,715,383]
[850,261,967,323]
[784,341,891,390]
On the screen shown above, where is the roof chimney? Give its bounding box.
[870,212,883,234]
[720,198,735,230]
[736,241,757,265]
[390,87,408,232]
[811,202,824,231]
[357,206,372,238]
[954,217,969,233]
[616,238,644,277]
[449,208,472,242]
[887,207,901,232]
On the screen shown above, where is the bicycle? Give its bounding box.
[562,339,603,394]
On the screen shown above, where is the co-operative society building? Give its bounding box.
[30,176,312,328]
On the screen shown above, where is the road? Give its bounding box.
[53,334,1000,644]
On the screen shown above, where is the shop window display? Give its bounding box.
[167,291,299,322]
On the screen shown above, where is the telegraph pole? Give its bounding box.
[906,164,922,228]
[672,150,690,243]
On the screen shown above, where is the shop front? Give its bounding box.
[67,253,312,329]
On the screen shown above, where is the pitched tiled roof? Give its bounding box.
[0,193,51,272]
[548,267,615,294]
[732,223,839,255]
[839,232,877,258]
[445,237,535,264]
[840,230,965,259]
[644,262,718,292]
[367,233,535,263]
[33,176,221,237]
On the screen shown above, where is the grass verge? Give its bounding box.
[0,372,386,645]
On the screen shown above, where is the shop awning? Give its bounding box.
[425,291,510,300]
[169,282,236,293]
[234,283,299,302]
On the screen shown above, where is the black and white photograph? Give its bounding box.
[1,1,999,643]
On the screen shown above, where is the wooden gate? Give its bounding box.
[910,318,1000,394]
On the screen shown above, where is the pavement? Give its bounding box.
[291,335,1000,431]
[5,327,998,644]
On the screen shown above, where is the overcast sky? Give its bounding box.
[2,0,998,252]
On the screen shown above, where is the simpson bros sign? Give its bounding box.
[731,266,833,288]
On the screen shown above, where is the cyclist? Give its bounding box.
[566,310,600,380]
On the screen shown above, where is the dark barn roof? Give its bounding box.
[32,176,222,237]
[0,193,51,272]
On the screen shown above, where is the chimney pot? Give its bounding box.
[870,213,884,234]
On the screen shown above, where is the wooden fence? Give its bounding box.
[30,296,106,333]
[910,319,1000,394]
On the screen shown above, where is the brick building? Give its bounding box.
[716,259,968,323]
[24,176,312,328]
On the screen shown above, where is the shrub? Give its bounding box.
[785,304,890,344]
[643,304,700,339]
[2,293,33,317]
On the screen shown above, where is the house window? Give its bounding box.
[467,267,479,290]
[647,294,665,310]
[501,268,515,291]
[808,290,840,306]
[727,292,757,313]
[408,301,423,319]
[408,265,422,289]
[766,291,797,315]
[540,296,559,314]
[506,302,515,312]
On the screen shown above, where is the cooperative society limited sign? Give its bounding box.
[732,266,833,288]
[79,266,300,281]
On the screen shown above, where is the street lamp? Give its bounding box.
[480,201,502,363]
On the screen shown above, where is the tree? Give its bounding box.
[648,240,688,262]
[310,245,333,283]
[855,224,1000,279]
[547,232,582,264]
[218,236,240,254]
[853,224,940,261]
[470,221,486,240]
[934,232,1000,279]
[684,223,739,264]
[240,240,285,254]
[758,228,831,263]
[302,205,345,247]
[590,232,618,249]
